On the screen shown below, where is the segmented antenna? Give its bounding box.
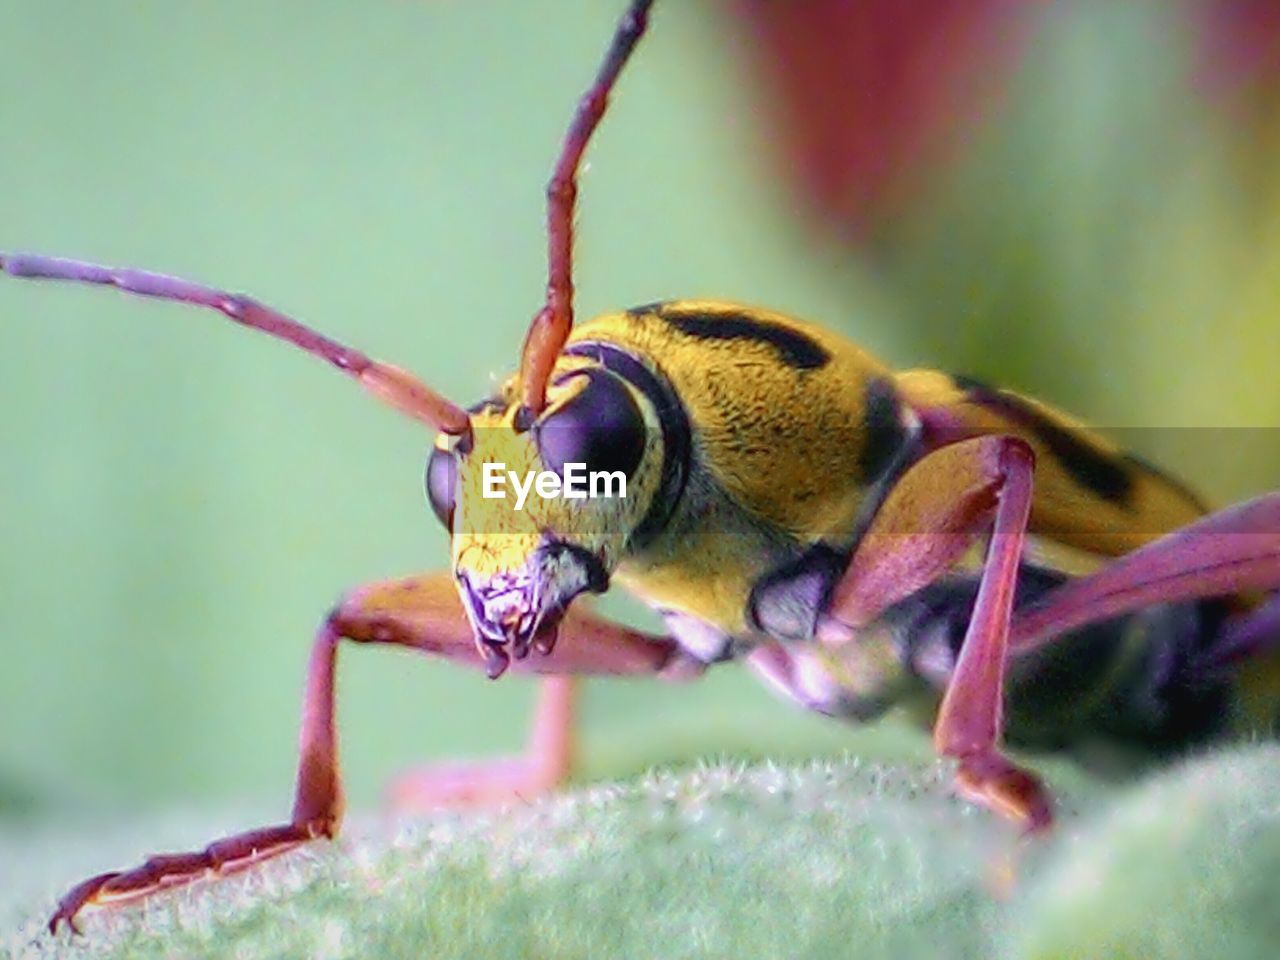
[517,0,655,419]
[0,254,470,435]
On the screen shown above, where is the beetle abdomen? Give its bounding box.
[880,564,1235,751]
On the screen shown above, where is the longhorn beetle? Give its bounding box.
[5,0,1280,936]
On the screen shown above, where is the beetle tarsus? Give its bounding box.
[47,871,119,935]
[45,820,321,935]
[954,753,1054,836]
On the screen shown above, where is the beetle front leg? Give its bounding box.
[48,572,680,934]
[48,618,348,933]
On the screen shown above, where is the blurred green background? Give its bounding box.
[0,0,1277,862]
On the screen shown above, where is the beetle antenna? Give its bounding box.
[517,0,654,419]
[0,253,471,436]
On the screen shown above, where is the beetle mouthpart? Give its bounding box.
[458,572,560,676]
[532,618,561,656]
[471,606,566,679]
[476,579,541,642]
[481,640,509,680]
[457,543,604,677]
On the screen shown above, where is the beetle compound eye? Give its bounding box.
[425,445,457,528]
[536,371,646,481]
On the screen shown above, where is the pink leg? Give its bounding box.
[48,572,679,934]
[0,253,468,434]
[818,436,1049,830]
[940,490,1280,831]
[1203,591,1280,671]
[388,676,578,810]
[49,621,345,933]
[930,442,1050,833]
[518,0,653,416]
[820,437,1025,637]
[1010,493,1280,654]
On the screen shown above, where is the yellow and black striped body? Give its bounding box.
[543,300,1275,750]
[564,300,914,636]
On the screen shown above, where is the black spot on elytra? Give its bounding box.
[860,378,910,481]
[953,374,1134,506]
[633,303,831,370]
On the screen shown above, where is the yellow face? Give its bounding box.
[425,364,660,673]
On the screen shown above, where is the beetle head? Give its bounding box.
[424,362,658,676]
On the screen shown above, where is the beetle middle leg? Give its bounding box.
[390,610,716,810]
[816,435,1049,831]
[46,572,680,934]
[387,676,578,811]
[818,447,1280,833]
